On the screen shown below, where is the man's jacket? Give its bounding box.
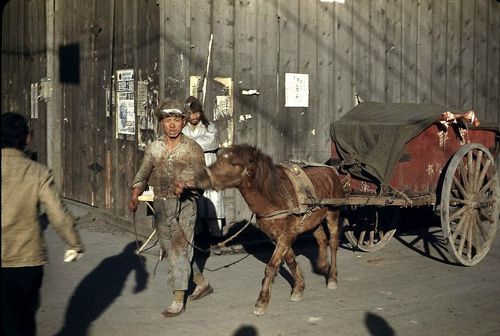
[1,148,83,267]
[131,134,205,198]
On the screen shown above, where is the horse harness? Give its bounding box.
[258,162,332,232]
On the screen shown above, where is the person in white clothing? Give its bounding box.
[183,96,226,237]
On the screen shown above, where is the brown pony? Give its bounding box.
[195,144,344,316]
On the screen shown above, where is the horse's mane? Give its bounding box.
[230,144,291,208]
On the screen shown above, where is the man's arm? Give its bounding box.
[129,146,154,212]
[39,170,83,253]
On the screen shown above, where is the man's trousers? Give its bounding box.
[153,197,197,291]
[1,265,44,336]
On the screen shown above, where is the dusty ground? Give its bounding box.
[37,207,500,336]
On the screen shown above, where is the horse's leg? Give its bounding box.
[254,241,289,316]
[283,248,305,302]
[312,224,329,275]
[325,210,340,289]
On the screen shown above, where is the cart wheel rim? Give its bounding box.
[343,208,398,252]
[440,143,499,266]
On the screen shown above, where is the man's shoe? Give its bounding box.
[188,281,214,301]
[161,301,185,318]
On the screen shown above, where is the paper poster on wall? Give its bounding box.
[213,77,233,120]
[285,73,309,107]
[116,69,135,137]
[214,95,231,120]
[137,80,157,150]
[189,75,202,98]
[30,83,39,119]
[213,77,233,147]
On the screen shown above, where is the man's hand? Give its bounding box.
[128,187,142,212]
[128,197,139,212]
[174,180,195,196]
[174,181,187,196]
[64,249,83,262]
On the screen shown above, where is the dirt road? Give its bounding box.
[38,212,500,336]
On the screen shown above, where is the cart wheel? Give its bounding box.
[343,207,399,252]
[441,143,499,266]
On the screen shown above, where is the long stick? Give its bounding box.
[202,34,214,105]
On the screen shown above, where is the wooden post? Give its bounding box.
[158,0,165,101]
[46,0,63,187]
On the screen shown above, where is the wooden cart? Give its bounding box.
[326,102,499,266]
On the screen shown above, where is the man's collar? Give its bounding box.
[159,133,187,142]
[1,148,25,157]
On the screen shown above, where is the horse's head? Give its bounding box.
[196,144,294,210]
[195,145,259,191]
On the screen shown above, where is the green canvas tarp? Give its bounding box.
[330,102,446,186]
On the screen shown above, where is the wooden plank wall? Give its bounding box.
[2,0,499,225]
[29,0,48,163]
[2,0,47,163]
[54,0,160,224]
[181,0,499,222]
[2,1,29,118]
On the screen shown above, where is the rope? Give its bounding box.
[213,213,254,248]
[135,229,157,254]
[176,198,254,253]
[132,209,163,277]
[131,200,256,276]
[132,204,161,257]
[133,199,254,255]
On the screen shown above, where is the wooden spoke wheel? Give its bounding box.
[441,144,499,266]
[343,207,399,252]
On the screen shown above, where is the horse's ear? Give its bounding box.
[248,146,260,163]
[216,147,230,158]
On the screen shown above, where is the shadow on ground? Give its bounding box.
[393,207,457,266]
[55,241,149,336]
[190,206,461,302]
[365,312,395,336]
[232,324,259,336]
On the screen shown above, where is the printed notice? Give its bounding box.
[116,69,135,137]
[285,73,309,108]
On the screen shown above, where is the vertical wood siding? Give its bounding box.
[2,0,499,225]
[2,0,47,163]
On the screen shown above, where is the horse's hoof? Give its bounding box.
[327,281,337,289]
[253,305,267,316]
[290,293,303,302]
